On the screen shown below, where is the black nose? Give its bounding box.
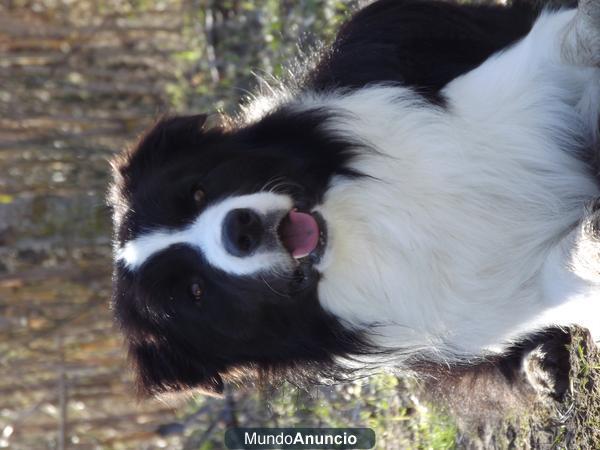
[222,209,263,256]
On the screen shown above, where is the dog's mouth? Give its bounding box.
[277,209,327,264]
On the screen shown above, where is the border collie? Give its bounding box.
[109,0,600,397]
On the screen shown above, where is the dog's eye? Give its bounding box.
[190,282,203,301]
[192,188,206,207]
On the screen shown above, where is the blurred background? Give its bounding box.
[0,1,462,448]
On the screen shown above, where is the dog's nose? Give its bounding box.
[222,209,263,256]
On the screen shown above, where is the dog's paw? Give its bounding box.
[582,197,600,238]
[567,198,600,283]
[522,337,571,401]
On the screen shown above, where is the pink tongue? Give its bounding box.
[279,210,320,259]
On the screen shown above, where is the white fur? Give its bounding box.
[300,9,600,364]
[117,192,294,275]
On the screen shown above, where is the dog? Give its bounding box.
[108,0,600,397]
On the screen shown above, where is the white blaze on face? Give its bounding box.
[116,192,294,275]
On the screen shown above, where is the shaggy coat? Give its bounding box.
[109,0,600,396]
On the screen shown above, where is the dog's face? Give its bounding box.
[109,112,369,396]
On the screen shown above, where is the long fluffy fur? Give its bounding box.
[109,0,600,397]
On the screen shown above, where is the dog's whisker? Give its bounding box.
[259,274,291,298]
[261,175,288,193]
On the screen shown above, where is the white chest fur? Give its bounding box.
[307,10,600,363]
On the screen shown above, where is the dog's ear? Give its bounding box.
[113,114,209,179]
[157,114,208,137]
[129,341,225,398]
[144,114,209,154]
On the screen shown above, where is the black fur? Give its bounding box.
[109,0,544,397]
[307,0,537,104]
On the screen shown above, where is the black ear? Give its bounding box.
[129,341,224,397]
[114,114,210,183]
[157,114,208,138]
[149,114,209,154]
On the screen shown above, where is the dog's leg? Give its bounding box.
[557,1,600,329]
[522,330,571,401]
[571,198,600,283]
[543,199,600,344]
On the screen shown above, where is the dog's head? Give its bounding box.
[109,111,371,396]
